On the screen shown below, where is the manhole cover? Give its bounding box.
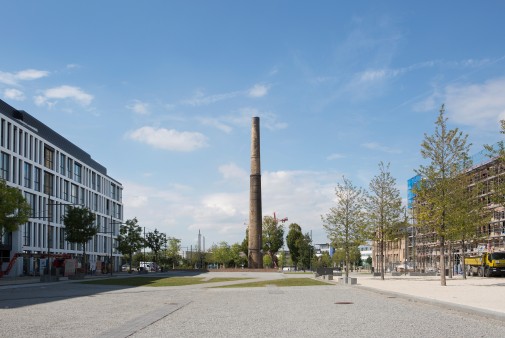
[335,301,353,305]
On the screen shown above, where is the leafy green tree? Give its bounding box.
[145,228,167,267]
[263,254,273,268]
[332,248,346,269]
[117,218,144,270]
[239,229,249,266]
[166,237,181,269]
[298,232,313,271]
[415,104,471,286]
[212,241,232,268]
[484,120,505,207]
[277,250,286,268]
[286,223,303,269]
[0,179,31,243]
[319,251,332,268]
[368,162,405,280]
[62,206,97,270]
[322,176,369,278]
[231,242,247,268]
[446,162,485,279]
[262,215,284,268]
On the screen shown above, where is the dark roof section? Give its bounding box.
[0,99,108,176]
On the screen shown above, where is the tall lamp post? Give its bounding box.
[102,215,125,277]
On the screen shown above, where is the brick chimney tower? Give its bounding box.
[248,117,263,268]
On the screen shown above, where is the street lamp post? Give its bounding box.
[103,216,125,277]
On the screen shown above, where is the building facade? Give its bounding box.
[397,150,505,274]
[0,99,123,277]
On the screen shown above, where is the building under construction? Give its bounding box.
[373,147,505,274]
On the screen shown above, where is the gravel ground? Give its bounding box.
[1,272,504,337]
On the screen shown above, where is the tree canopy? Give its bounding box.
[368,162,405,280]
[145,228,167,265]
[117,217,144,269]
[62,206,97,266]
[286,223,303,268]
[322,176,369,278]
[414,104,471,286]
[262,215,284,268]
[0,179,32,243]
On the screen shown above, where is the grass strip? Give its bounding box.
[215,278,330,288]
[81,277,250,287]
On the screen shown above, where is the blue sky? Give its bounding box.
[2,1,505,249]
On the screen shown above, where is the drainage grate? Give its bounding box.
[335,301,353,305]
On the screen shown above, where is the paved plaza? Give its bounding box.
[1,271,504,337]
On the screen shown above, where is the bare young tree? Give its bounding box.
[368,162,405,280]
[415,104,471,286]
[322,176,369,278]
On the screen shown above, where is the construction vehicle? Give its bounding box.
[464,252,505,277]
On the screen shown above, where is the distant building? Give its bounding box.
[313,243,333,257]
[0,99,123,277]
[373,146,505,273]
[359,243,372,263]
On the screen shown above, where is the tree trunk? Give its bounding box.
[83,243,87,274]
[440,235,446,286]
[448,241,453,279]
[345,247,349,278]
[461,239,467,280]
[380,237,385,280]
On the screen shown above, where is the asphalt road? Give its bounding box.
[1,272,504,337]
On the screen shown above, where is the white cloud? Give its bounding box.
[237,107,288,131]
[362,142,401,154]
[127,99,150,115]
[182,89,240,106]
[3,88,25,101]
[34,85,93,106]
[326,153,345,160]
[127,126,208,151]
[182,84,270,107]
[197,117,233,133]
[0,68,49,86]
[248,84,269,98]
[219,163,248,181]
[122,168,339,248]
[443,78,505,130]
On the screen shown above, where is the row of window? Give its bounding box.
[22,222,118,255]
[1,117,121,201]
[2,151,122,220]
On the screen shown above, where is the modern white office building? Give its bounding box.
[0,99,123,277]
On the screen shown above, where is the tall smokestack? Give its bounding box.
[248,117,263,268]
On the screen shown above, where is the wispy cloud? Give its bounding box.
[197,117,233,133]
[237,108,288,131]
[34,85,93,106]
[127,99,150,115]
[3,88,25,101]
[127,126,208,152]
[0,69,49,86]
[444,78,505,130]
[248,84,269,97]
[218,162,248,182]
[182,89,240,106]
[414,77,505,131]
[362,142,401,154]
[326,153,345,160]
[182,83,270,106]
